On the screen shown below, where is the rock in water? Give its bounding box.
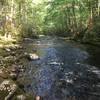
[29,53,39,60]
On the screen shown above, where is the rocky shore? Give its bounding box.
[0,40,39,100]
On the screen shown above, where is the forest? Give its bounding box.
[0,0,100,100]
[0,0,100,43]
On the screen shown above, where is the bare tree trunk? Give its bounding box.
[98,0,100,16]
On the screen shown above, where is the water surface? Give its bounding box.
[24,37,100,100]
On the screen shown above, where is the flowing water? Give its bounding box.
[24,37,100,100]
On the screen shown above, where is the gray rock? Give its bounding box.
[29,53,39,60]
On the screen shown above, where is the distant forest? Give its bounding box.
[0,0,100,44]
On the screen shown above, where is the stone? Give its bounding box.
[0,69,9,79]
[66,79,73,84]
[11,65,20,73]
[17,95,26,100]
[5,84,17,100]
[29,53,39,60]
[0,80,17,92]
[39,35,45,37]
[5,48,11,52]
[10,73,18,80]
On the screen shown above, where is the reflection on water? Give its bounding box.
[24,37,100,100]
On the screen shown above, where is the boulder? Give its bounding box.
[29,53,40,60]
[0,80,17,92]
[24,53,40,61]
[0,80,17,100]
[17,94,26,100]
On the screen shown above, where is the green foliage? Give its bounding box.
[0,0,100,41]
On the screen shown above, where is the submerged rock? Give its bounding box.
[24,38,33,41]
[25,53,40,61]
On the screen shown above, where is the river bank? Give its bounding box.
[0,38,36,100]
